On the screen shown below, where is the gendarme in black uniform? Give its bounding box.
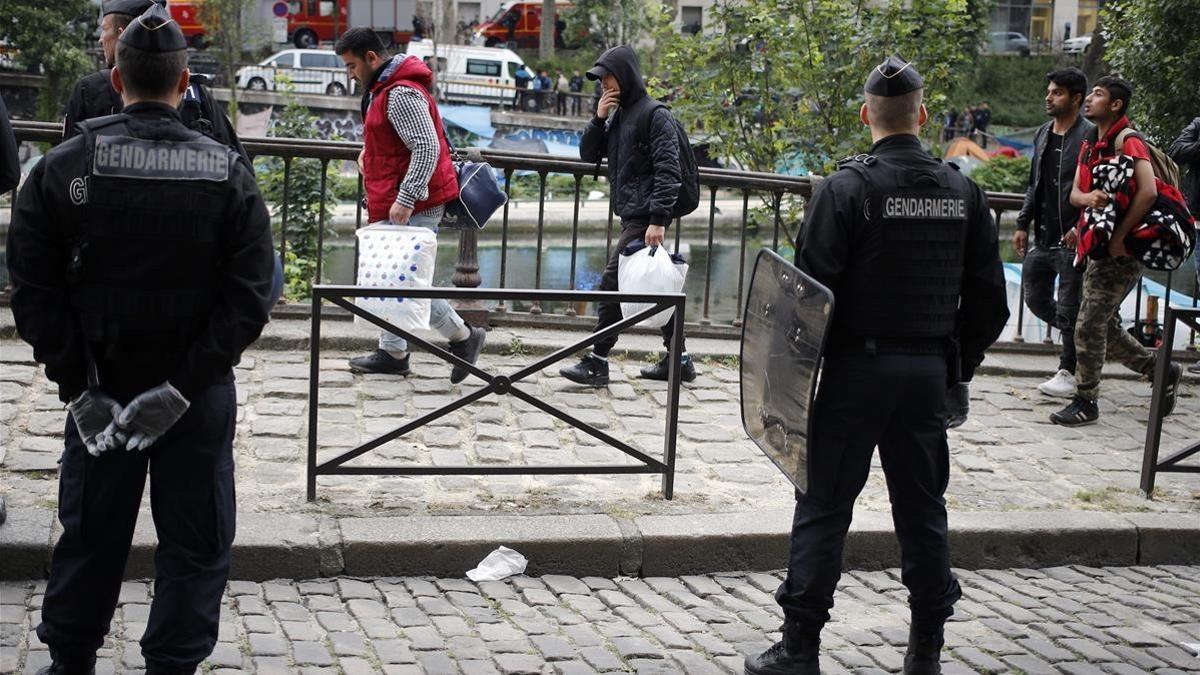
[6,6,273,673]
[63,0,247,161]
[745,57,1008,675]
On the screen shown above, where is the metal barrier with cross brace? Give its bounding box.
[1141,305,1200,497]
[306,285,686,501]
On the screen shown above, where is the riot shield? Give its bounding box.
[740,249,834,495]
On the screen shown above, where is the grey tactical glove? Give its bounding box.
[944,382,970,430]
[98,382,190,452]
[67,390,124,456]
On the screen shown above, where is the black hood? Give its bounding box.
[592,45,647,106]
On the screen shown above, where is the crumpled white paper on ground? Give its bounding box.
[466,546,528,581]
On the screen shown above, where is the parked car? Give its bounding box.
[989,31,1031,56]
[1063,34,1093,54]
[235,49,356,96]
[405,39,527,107]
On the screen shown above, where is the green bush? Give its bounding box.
[969,156,1031,194]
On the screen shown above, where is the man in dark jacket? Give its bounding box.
[1168,116,1200,373]
[8,6,274,671]
[63,0,246,161]
[1013,68,1093,399]
[560,45,695,386]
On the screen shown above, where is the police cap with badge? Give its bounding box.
[864,55,924,97]
[118,1,188,52]
[102,0,165,18]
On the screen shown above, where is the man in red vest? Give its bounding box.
[336,28,485,383]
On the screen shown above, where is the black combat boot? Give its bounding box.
[559,353,609,387]
[743,621,820,675]
[903,624,944,675]
[36,652,96,675]
[639,353,697,382]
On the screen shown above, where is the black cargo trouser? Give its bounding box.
[37,382,237,674]
[775,353,961,635]
[592,222,686,358]
[1022,245,1083,373]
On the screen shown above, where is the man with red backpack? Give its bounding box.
[336,28,486,384]
[1051,76,1186,427]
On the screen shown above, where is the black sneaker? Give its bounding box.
[448,326,486,385]
[903,625,944,675]
[1049,394,1099,426]
[1187,361,1200,375]
[560,354,609,387]
[744,623,820,675]
[348,349,411,376]
[1161,362,1183,417]
[639,354,697,382]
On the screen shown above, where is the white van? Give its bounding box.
[404,39,526,106]
[235,49,357,97]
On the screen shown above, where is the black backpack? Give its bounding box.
[631,100,701,218]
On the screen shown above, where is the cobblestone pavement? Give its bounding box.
[1,340,1198,519]
[3,565,1200,674]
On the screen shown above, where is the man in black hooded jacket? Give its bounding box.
[559,45,696,386]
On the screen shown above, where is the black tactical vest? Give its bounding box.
[70,114,239,366]
[833,154,970,340]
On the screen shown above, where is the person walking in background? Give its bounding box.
[555,69,569,115]
[1013,68,1093,398]
[1167,115,1200,372]
[560,45,697,387]
[336,28,486,383]
[569,70,584,115]
[973,101,992,148]
[1051,76,1183,427]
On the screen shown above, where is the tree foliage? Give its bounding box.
[652,0,991,176]
[563,0,655,51]
[197,0,256,122]
[253,79,348,300]
[1101,0,1200,144]
[969,156,1030,194]
[1,0,96,121]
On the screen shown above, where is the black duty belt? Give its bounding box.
[828,337,948,356]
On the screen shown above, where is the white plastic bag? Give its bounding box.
[466,546,528,581]
[355,222,438,332]
[618,245,689,328]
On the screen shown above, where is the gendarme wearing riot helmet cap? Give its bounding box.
[117,1,188,52]
[62,0,249,162]
[8,0,274,671]
[742,54,1008,675]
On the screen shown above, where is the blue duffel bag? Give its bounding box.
[441,161,508,230]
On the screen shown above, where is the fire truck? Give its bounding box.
[168,0,416,50]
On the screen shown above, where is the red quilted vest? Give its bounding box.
[362,56,458,222]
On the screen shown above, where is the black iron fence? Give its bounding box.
[307,285,685,500]
[1141,306,1200,497]
[6,119,1196,349]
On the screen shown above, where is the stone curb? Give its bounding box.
[3,508,1196,581]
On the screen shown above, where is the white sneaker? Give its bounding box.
[1038,369,1077,398]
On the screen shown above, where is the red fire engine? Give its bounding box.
[169,1,416,50]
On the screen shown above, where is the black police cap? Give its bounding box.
[118,2,187,53]
[864,55,924,96]
[102,0,162,18]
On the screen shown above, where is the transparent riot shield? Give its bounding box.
[739,249,834,495]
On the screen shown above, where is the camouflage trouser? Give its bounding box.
[1074,256,1155,400]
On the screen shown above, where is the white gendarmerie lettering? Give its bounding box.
[883,195,966,220]
[92,135,229,182]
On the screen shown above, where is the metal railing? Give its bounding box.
[307,285,685,500]
[1141,306,1200,497]
[7,119,1194,349]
